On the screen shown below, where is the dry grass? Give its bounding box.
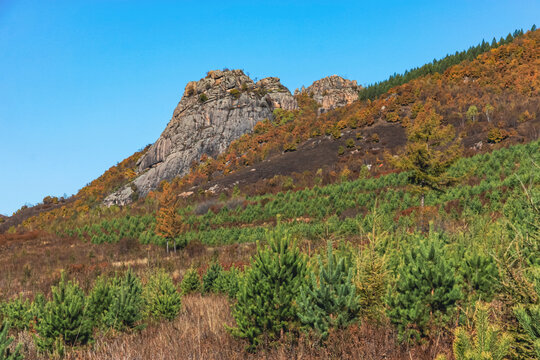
[0,232,256,301]
[11,294,451,360]
[1,232,452,359]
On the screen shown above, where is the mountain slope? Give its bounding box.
[12,28,540,234]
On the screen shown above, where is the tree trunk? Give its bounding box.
[420,194,425,232]
[166,240,169,254]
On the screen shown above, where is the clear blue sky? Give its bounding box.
[0,0,538,215]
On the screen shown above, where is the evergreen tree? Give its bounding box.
[1,296,33,331]
[387,233,462,343]
[452,302,511,360]
[180,268,201,295]
[514,267,540,358]
[34,273,93,351]
[104,269,144,331]
[230,229,307,350]
[86,276,114,327]
[214,266,241,299]
[143,269,182,321]
[297,242,360,341]
[458,249,500,302]
[202,262,223,294]
[389,105,462,208]
[0,322,22,360]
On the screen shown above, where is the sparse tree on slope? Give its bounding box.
[155,181,183,253]
[390,105,462,208]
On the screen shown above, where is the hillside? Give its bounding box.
[13,28,539,234]
[0,27,538,360]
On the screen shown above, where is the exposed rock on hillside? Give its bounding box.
[104,70,297,206]
[296,75,360,114]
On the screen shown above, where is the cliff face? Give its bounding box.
[104,70,297,206]
[296,75,360,114]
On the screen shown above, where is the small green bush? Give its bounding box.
[144,269,182,321]
[104,269,144,331]
[214,267,241,299]
[297,242,360,341]
[0,296,32,331]
[338,146,345,156]
[86,276,114,327]
[202,263,223,294]
[345,138,355,148]
[180,268,201,295]
[452,302,511,360]
[387,233,461,343]
[199,93,208,102]
[230,229,307,350]
[34,274,93,351]
[230,88,241,99]
[0,321,23,360]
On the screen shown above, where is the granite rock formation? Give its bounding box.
[104,69,297,206]
[296,75,360,114]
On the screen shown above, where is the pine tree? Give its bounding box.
[34,273,93,351]
[452,302,512,360]
[230,229,307,350]
[180,268,201,295]
[143,269,182,321]
[355,245,389,321]
[0,321,22,360]
[104,269,144,331]
[515,304,540,358]
[297,242,360,341]
[202,263,223,294]
[389,105,462,208]
[1,296,33,331]
[514,267,540,358]
[459,250,499,302]
[387,233,462,343]
[214,266,241,299]
[86,276,114,327]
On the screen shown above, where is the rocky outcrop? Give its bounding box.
[104,69,297,206]
[296,75,360,114]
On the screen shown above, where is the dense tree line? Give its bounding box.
[358,27,530,101]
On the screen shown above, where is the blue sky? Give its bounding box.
[0,0,538,215]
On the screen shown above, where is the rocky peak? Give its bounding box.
[296,75,360,114]
[104,69,297,206]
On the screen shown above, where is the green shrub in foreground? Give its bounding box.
[86,276,114,328]
[202,263,223,294]
[230,229,307,350]
[297,242,360,341]
[0,296,33,331]
[438,302,511,360]
[0,321,23,360]
[214,267,241,299]
[104,269,144,331]
[180,268,201,295]
[144,269,182,321]
[387,232,461,343]
[34,274,93,352]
